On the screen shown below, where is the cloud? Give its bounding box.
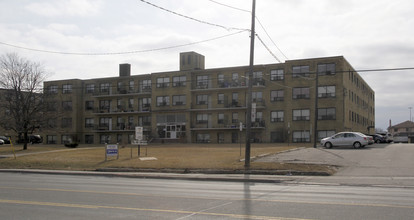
[25,0,103,17]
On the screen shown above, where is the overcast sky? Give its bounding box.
[1,0,414,130]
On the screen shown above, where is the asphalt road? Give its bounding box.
[1,172,414,220]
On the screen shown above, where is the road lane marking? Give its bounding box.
[0,199,309,220]
[1,186,413,210]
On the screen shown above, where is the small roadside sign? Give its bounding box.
[105,144,119,161]
[135,126,143,141]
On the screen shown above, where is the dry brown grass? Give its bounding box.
[0,143,334,174]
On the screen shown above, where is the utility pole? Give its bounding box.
[409,107,412,122]
[245,0,256,169]
[313,71,319,148]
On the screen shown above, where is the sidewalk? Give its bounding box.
[2,169,414,188]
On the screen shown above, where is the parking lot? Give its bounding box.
[256,143,414,177]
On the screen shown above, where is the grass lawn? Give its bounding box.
[0,143,335,174]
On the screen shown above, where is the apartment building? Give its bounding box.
[42,51,375,145]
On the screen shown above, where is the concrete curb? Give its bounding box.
[0,168,329,184]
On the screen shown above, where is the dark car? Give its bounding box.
[0,136,11,144]
[17,135,43,144]
[369,134,386,143]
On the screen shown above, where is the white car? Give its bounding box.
[0,139,4,145]
[321,132,369,149]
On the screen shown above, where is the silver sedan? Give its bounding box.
[321,132,369,149]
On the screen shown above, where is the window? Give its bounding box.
[292,65,310,77]
[47,135,57,144]
[173,76,186,87]
[86,84,95,94]
[271,111,284,122]
[117,117,125,129]
[99,100,111,111]
[293,87,310,99]
[318,108,336,120]
[128,98,134,108]
[85,101,94,110]
[157,77,170,88]
[270,69,284,80]
[196,75,209,89]
[85,135,94,144]
[232,112,238,123]
[100,83,110,93]
[318,130,335,141]
[196,95,208,105]
[317,63,336,75]
[196,114,208,124]
[141,80,151,91]
[318,86,336,98]
[62,101,72,111]
[61,118,72,128]
[232,73,239,82]
[217,74,224,85]
[117,82,126,93]
[140,97,151,110]
[252,91,263,102]
[61,135,72,144]
[196,133,211,143]
[255,111,263,123]
[48,85,58,94]
[128,116,134,128]
[62,84,72,94]
[253,71,264,85]
[138,116,151,126]
[156,96,169,106]
[100,134,111,144]
[270,90,284,101]
[218,93,224,104]
[293,131,310,142]
[173,95,186,105]
[85,118,94,128]
[293,109,310,121]
[218,113,224,124]
[232,92,238,105]
[129,81,134,92]
[99,117,111,128]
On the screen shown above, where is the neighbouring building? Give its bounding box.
[41,51,375,145]
[388,120,414,143]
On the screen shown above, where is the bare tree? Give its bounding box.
[0,53,49,150]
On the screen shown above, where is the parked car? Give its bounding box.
[17,135,43,144]
[0,136,11,144]
[378,132,394,143]
[321,132,369,149]
[368,134,386,143]
[393,133,409,143]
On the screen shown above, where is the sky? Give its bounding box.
[1,0,414,130]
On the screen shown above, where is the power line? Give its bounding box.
[256,33,281,63]
[207,0,250,13]
[139,0,248,31]
[255,16,289,60]
[206,0,289,60]
[0,30,247,55]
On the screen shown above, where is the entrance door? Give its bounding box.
[166,125,177,138]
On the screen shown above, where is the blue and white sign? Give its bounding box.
[106,144,118,157]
